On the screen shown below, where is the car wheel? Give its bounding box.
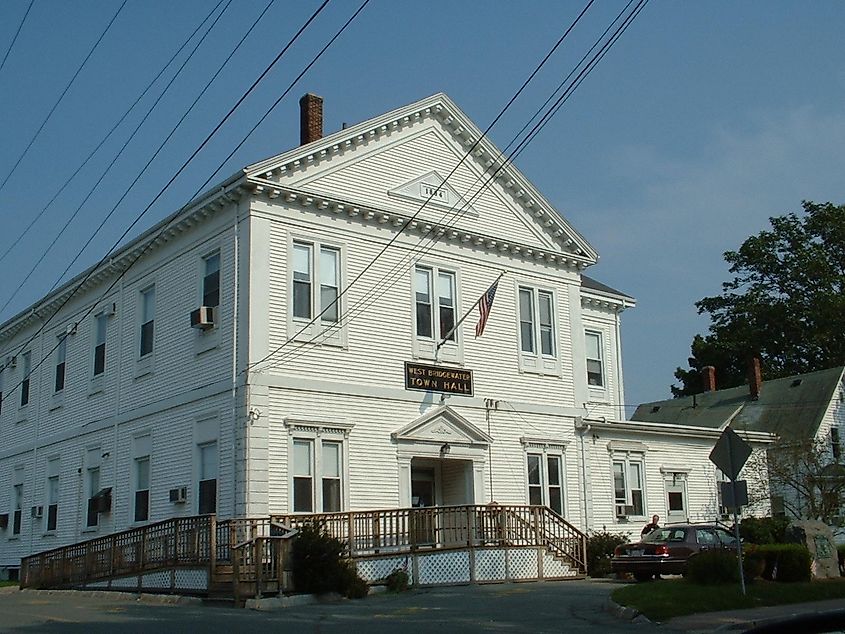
[633,572,653,582]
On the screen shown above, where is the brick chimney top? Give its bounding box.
[702,366,716,392]
[299,93,323,146]
[748,357,762,400]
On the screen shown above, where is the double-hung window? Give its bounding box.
[46,458,60,532]
[517,286,557,374]
[585,331,604,387]
[413,265,459,362]
[20,351,31,408]
[525,449,565,516]
[292,438,345,513]
[93,313,108,377]
[139,286,155,357]
[832,427,841,462]
[54,334,67,393]
[291,240,343,345]
[12,470,23,536]
[134,457,150,522]
[612,457,644,518]
[86,465,101,528]
[198,441,217,515]
[202,252,220,309]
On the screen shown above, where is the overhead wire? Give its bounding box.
[0,0,128,195]
[250,0,598,372]
[0,0,369,406]
[0,0,239,316]
[0,0,34,75]
[258,0,648,371]
[0,0,228,267]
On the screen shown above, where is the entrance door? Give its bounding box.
[411,467,436,545]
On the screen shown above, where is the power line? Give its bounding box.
[0,0,128,195]
[250,0,598,372]
[0,0,367,406]
[259,0,647,371]
[0,0,33,75]
[0,0,228,267]
[0,0,237,316]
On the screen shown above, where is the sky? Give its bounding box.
[1,0,844,415]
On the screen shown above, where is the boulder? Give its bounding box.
[785,519,840,579]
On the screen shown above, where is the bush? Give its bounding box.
[754,544,812,582]
[686,550,739,585]
[587,530,629,577]
[290,523,369,598]
[384,567,410,593]
[739,517,789,545]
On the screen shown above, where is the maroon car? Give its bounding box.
[611,523,738,581]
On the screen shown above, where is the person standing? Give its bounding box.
[641,514,660,537]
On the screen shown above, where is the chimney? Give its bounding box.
[748,357,762,400]
[702,366,716,392]
[299,93,323,145]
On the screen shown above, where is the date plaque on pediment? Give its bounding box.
[404,361,473,396]
[388,171,477,216]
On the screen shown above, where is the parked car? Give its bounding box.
[611,523,739,581]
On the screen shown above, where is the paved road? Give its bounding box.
[0,580,648,633]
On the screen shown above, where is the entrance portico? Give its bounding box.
[392,405,492,507]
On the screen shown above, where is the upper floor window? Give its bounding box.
[202,252,220,308]
[292,241,340,323]
[20,351,31,407]
[518,287,555,356]
[832,427,841,462]
[93,313,108,376]
[54,334,67,393]
[139,286,155,357]
[585,331,604,387]
[414,266,456,342]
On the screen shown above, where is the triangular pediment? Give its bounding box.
[244,93,598,267]
[392,405,492,445]
[387,170,477,217]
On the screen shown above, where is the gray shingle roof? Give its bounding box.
[581,275,634,302]
[631,366,845,440]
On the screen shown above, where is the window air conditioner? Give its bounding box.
[190,306,215,330]
[169,487,188,504]
[615,504,634,518]
[30,505,43,519]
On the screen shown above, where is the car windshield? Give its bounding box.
[643,527,687,543]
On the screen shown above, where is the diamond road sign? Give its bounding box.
[709,427,752,481]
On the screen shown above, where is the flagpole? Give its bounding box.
[436,271,504,351]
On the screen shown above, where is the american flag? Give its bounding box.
[475,279,500,338]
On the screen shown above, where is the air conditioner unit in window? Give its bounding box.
[615,504,634,518]
[169,487,188,504]
[30,505,43,519]
[190,306,215,330]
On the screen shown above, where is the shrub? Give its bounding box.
[743,549,766,581]
[754,544,812,582]
[587,530,629,578]
[739,517,789,545]
[686,550,739,585]
[384,567,410,593]
[290,523,369,598]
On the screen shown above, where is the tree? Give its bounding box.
[673,201,845,397]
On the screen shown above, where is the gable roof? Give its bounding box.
[631,366,845,440]
[244,92,598,269]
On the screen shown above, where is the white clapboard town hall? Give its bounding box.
[0,93,773,583]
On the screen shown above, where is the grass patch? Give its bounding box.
[612,578,845,622]
[0,581,18,587]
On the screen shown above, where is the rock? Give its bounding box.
[785,519,839,579]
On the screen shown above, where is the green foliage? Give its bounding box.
[739,517,789,545]
[672,201,845,397]
[754,544,812,582]
[586,529,629,577]
[384,567,410,593]
[686,550,739,585]
[290,523,368,598]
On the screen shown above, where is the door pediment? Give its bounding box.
[392,405,492,446]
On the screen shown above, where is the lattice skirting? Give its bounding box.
[81,567,208,592]
[355,547,576,586]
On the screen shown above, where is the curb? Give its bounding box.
[18,588,202,605]
[245,585,388,612]
[605,598,653,625]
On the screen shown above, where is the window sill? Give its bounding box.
[8,536,20,541]
[16,407,28,424]
[518,354,560,376]
[81,527,99,534]
[49,393,64,411]
[42,531,57,538]
[134,355,154,379]
[88,378,104,397]
[290,319,345,348]
[194,325,220,356]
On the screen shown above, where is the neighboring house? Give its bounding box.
[632,363,845,523]
[0,92,769,582]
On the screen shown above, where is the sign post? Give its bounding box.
[709,427,753,596]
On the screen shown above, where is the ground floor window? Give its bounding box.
[292,438,344,513]
[523,442,565,516]
[664,471,688,522]
[613,456,644,517]
[198,441,217,515]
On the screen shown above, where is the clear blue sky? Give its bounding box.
[1,0,844,414]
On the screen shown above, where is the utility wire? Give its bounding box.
[259,0,646,371]
[0,0,128,195]
[0,0,367,406]
[0,0,236,316]
[0,0,228,266]
[250,0,597,372]
[0,0,33,75]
